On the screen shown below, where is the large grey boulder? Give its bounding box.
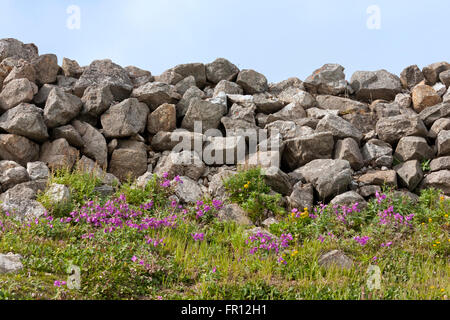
[218,203,253,226]
[0,197,46,220]
[147,103,176,135]
[0,253,24,274]
[171,63,207,88]
[181,98,227,133]
[262,166,292,196]
[32,54,59,85]
[0,160,30,192]
[208,169,237,201]
[334,138,364,170]
[358,170,397,187]
[74,59,133,99]
[236,69,268,94]
[206,58,239,84]
[419,102,450,126]
[3,59,36,85]
[62,57,83,78]
[26,161,49,181]
[430,157,450,172]
[287,182,314,211]
[412,84,442,113]
[0,134,39,166]
[299,159,353,200]
[0,78,37,111]
[361,139,393,168]
[52,124,84,148]
[177,86,206,118]
[174,176,203,203]
[81,84,114,117]
[304,64,347,95]
[72,120,108,168]
[330,191,367,209]
[376,115,428,145]
[437,130,450,157]
[131,81,180,111]
[100,98,149,138]
[350,70,402,101]
[400,65,424,90]
[154,151,205,181]
[316,95,368,114]
[124,65,153,88]
[213,80,243,97]
[39,138,79,171]
[44,87,82,128]
[203,136,246,166]
[394,160,424,191]
[316,114,363,143]
[109,140,148,182]
[420,170,450,195]
[429,118,450,139]
[151,130,205,152]
[422,62,450,85]
[394,136,435,162]
[253,93,284,114]
[266,102,306,124]
[45,183,71,206]
[0,38,38,62]
[0,103,48,142]
[318,250,353,270]
[283,132,335,170]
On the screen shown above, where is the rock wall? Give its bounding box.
[1,38,450,218]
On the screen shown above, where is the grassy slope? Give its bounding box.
[0,168,448,300]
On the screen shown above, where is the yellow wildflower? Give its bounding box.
[291,250,299,257]
[244,184,249,189]
[429,218,433,223]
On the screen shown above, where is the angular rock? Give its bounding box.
[0,253,24,274]
[0,160,29,192]
[174,176,203,203]
[3,59,36,85]
[0,103,48,142]
[420,170,450,195]
[304,64,347,95]
[350,70,402,101]
[181,98,227,133]
[52,125,84,148]
[330,191,367,209]
[299,159,353,199]
[395,136,435,162]
[412,84,442,113]
[376,115,428,144]
[124,65,153,88]
[213,80,243,97]
[358,170,397,187]
[318,250,353,270]
[0,38,38,62]
[262,166,292,196]
[26,161,49,181]
[218,203,252,226]
[72,120,108,168]
[171,63,207,88]
[203,136,246,166]
[253,93,284,114]
[430,157,450,172]
[62,57,83,78]
[31,54,59,85]
[208,169,237,201]
[109,140,148,182]
[151,130,205,152]
[428,118,450,139]
[282,132,335,170]
[287,182,314,211]
[394,160,423,191]
[81,84,114,117]
[101,98,149,138]
[334,138,364,170]
[422,62,450,85]
[400,65,424,89]
[0,197,46,220]
[439,70,450,88]
[266,102,306,124]
[153,151,205,181]
[39,138,79,171]
[74,59,133,99]
[0,134,39,166]
[395,93,412,108]
[236,69,268,94]
[437,130,450,156]
[131,81,180,111]
[147,103,176,134]
[419,102,450,126]
[44,87,82,128]
[0,78,37,111]
[206,58,239,84]
[245,151,281,169]
[316,114,363,143]
[316,95,368,115]
[45,183,71,205]
[176,86,205,118]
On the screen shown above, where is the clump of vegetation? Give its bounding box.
[223,167,285,223]
[0,168,449,300]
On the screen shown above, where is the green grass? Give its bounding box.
[0,168,449,300]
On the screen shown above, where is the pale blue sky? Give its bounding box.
[1,0,449,82]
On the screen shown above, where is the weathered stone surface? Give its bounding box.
[76,156,119,186]
[31,54,59,85]
[147,103,176,134]
[316,114,363,143]
[72,120,108,168]
[174,176,203,203]
[171,63,207,88]
[52,125,84,148]
[265,120,312,140]
[358,170,397,187]
[412,84,442,113]
[154,151,205,181]
[318,250,353,270]
[124,65,153,88]
[306,107,339,119]
[358,185,382,198]
[419,102,450,126]
[45,183,71,205]
[283,132,335,170]
[330,191,367,209]
[131,81,180,111]
[334,138,364,170]
[109,140,147,182]
[101,98,149,138]
[0,78,37,111]
[376,115,428,144]
[266,102,306,124]
[0,197,46,220]
[213,80,243,97]
[430,157,450,172]
[81,84,114,117]
[422,62,450,85]
[218,203,252,226]
[394,136,435,162]
[439,70,450,88]
[0,253,24,274]
[0,103,48,142]
[44,87,82,128]
[287,182,314,210]
[3,59,36,85]
[0,38,38,62]
[304,64,347,95]
[0,160,29,192]
[26,161,49,181]
[299,159,353,199]
[39,138,79,171]
[151,130,204,152]
[253,93,284,114]
[206,58,239,84]
[262,166,292,196]
[437,130,450,156]
[269,77,304,96]
[350,70,402,101]
[203,136,246,166]
[174,75,196,95]
[420,170,450,195]
[394,160,423,191]
[316,95,368,114]
[400,65,424,89]
[429,118,450,139]
[74,59,133,99]
[208,169,237,201]
[181,98,227,132]
[176,86,205,118]
[395,93,412,108]
[236,69,268,94]
[62,57,83,78]
[0,134,39,166]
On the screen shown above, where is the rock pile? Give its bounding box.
[1,38,450,220]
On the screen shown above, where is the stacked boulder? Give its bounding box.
[1,38,450,221]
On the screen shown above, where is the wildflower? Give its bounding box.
[291,250,299,257]
[191,233,205,242]
[429,218,433,223]
[244,184,249,189]
[162,172,169,179]
[54,280,66,287]
[131,256,138,262]
[354,236,370,246]
[212,267,217,273]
